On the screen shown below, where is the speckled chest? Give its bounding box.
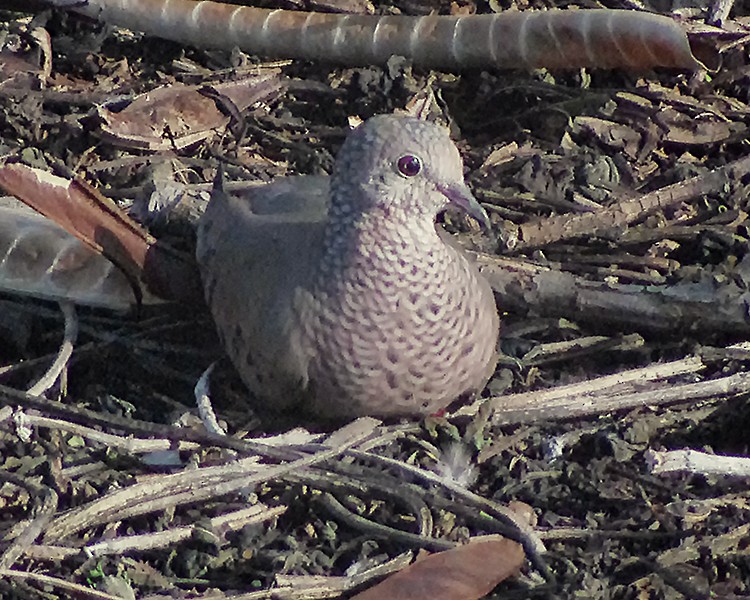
[293,228,498,417]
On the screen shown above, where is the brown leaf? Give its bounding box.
[655,107,739,145]
[350,537,524,600]
[94,71,283,151]
[0,164,203,304]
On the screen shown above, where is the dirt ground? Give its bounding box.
[0,0,749,598]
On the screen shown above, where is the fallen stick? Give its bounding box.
[510,154,750,251]
[647,449,750,478]
[475,253,750,335]
[455,356,750,425]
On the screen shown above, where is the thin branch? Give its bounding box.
[483,368,750,426]
[85,504,287,557]
[0,472,58,570]
[320,493,454,552]
[26,301,77,396]
[0,569,123,600]
[647,449,750,478]
[456,356,706,421]
[43,429,372,542]
[510,154,750,251]
[3,411,200,453]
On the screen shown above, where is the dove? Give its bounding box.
[196,115,499,419]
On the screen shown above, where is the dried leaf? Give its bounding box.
[350,537,524,600]
[0,205,140,309]
[0,164,203,303]
[95,71,283,151]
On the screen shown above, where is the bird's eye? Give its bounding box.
[396,154,422,177]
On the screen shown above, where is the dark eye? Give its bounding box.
[397,154,422,177]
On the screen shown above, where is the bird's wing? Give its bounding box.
[196,175,329,408]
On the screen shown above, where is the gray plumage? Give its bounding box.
[196,115,499,419]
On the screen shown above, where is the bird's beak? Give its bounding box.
[437,182,491,231]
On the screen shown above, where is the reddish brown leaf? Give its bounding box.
[0,164,203,304]
[350,537,524,600]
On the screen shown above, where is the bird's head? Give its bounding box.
[330,115,490,230]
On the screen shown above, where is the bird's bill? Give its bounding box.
[437,182,491,230]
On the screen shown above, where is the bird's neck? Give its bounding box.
[314,201,460,294]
